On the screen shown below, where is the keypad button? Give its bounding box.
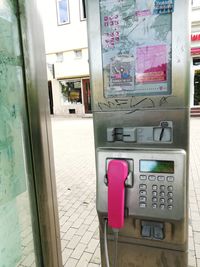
[160,198,165,204]
[160,204,165,210]
[168,186,173,192]
[152,197,158,202]
[168,198,173,204]
[160,191,165,197]
[157,176,165,181]
[167,176,174,182]
[140,190,147,196]
[139,196,147,202]
[139,184,147,190]
[140,203,147,208]
[152,203,158,209]
[140,175,147,181]
[152,185,157,190]
[160,185,165,191]
[149,175,156,181]
[152,191,158,197]
[168,205,173,210]
[168,192,173,198]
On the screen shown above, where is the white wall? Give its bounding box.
[192,8,200,24]
[40,0,88,54]
[51,48,89,79]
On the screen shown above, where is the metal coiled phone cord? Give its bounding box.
[104,219,119,267]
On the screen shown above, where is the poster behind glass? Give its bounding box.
[100,0,174,98]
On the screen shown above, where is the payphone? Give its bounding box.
[87,0,190,266]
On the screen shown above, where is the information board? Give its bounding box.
[100,0,173,97]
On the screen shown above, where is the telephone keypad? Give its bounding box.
[140,175,147,180]
[168,198,173,204]
[139,174,175,211]
[152,191,157,197]
[158,176,165,181]
[160,198,165,204]
[149,175,156,181]
[160,191,165,197]
[140,203,147,208]
[140,190,147,196]
[160,185,165,191]
[152,185,157,190]
[167,176,174,182]
[168,186,173,191]
[139,184,147,190]
[168,192,173,198]
[140,196,147,202]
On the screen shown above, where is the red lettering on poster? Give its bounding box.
[191,34,200,42]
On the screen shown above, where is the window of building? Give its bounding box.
[56,52,64,62]
[192,0,200,7]
[60,80,82,104]
[80,0,86,20]
[47,63,55,78]
[56,0,70,25]
[74,49,82,59]
[193,57,200,66]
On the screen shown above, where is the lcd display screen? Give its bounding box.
[140,160,174,174]
[99,0,173,98]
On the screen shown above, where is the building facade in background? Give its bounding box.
[191,0,200,107]
[41,0,91,115]
[41,0,200,115]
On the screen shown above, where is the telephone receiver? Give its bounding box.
[107,159,129,229]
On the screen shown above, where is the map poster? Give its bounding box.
[100,0,172,97]
[136,45,167,84]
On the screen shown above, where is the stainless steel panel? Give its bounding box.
[18,1,62,266]
[87,0,190,112]
[87,1,190,265]
[93,109,189,151]
[97,149,186,220]
[100,238,188,267]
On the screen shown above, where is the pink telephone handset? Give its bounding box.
[107,159,129,229]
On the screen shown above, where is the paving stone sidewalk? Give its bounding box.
[51,117,200,267]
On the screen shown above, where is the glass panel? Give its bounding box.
[56,0,70,25]
[0,1,39,266]
[99,0,173,98]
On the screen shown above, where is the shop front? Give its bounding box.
[58,78,92,115]
[191,33,200,108]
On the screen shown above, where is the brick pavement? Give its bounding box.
[51,117,200,267]
[189,118,200,267]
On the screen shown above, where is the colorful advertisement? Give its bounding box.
[110,56,134,87]
[136,45,167,84]
[100,0,172,97]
